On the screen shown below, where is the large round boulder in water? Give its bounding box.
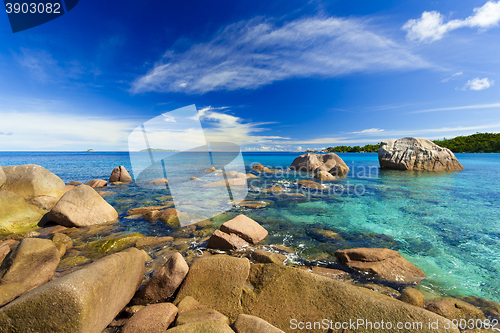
[109,165,133,183]
[48,185,118,227]
[1,165,65,200]
[378,137,464,171]
[290,153,349,178]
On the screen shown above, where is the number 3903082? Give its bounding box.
[5,3,61,14]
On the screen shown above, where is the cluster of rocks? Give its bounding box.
[290,152,350,180]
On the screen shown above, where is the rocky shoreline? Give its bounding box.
[0,152,498,332]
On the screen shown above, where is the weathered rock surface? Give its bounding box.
[175,256,250,322]
[220,214,268,245]
[135,236,174,248]
[109,165,133,182]
[0,247,145,333]
[0,165,5,188]
[85,179,108,188]
[27,195,59,211]
[335,247,426,283]
[378,137,464,171]
[251,250,287,265]
[0,238,60,306]
[67,181,83,186]
[0,191,45,234]
[48,185,118,227]
[87,233,143,254]
[166,320,234,332]
[175,308,229,326]
[203,178,246,187]
[1,164,65,200]
[127,205,169,216]
[401,287,425,307]
[290,153,349,177]
[296,266,351,281]
[137,252,189,304]
[426,297,485,320]
[121,303,178,333]
[233,314,285,333]
[251,164,277,173]
[242,263,457,333]
[207,229,249,250]
[177,296,207,315]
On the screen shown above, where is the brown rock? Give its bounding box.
[0,244,10,265]
[190,177,201,181]
[2,164,66,199]
[127,206,169,216]
[297,179,325,190]
[174,256,250,322]
[109,165,133,182]
[237,201,269,209]
[0,238,60,306]
[246,173,259,179]
[121,303,178,333]
[136,252,189,304]
[85,179,108,188]
[426,297,485,320]
[48,185,118,227]
[149,178,169,185]
[165,321,234,332]
[233,314,285,333]
[37,225,68,237]
[0,165,5,188]
[314,170,337,181]
[261,186,285,193]
[175,308,229,326]
[0,247,145,333]
[220,214,268,245]
[335,248,427,283]
[297,266,351,281]
[360,283,401,298]
[290,153,349,177]
[67,181,83,186]
[136,236,174,248]
[203,178,246,187]
[177,296,207,315]
[0,191,48,234]
[98,191,116,197]
[52,232,73,250]
[159,208,187,227]
[401,287,425,307]
[251,250,287,265]
[251,164,277,173]
[207,229,249,250]
[204,167,217,173]
[26,195,59,211]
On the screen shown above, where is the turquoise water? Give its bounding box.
[1,151,499,302]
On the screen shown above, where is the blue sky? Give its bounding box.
[1,0,500,151]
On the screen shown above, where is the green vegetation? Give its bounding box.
[432,132,500,153]
[86,149,94,152]
[306,143,381,153]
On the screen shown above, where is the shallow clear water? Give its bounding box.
[1,151,499,302]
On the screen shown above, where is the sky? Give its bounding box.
[1,0,500,151]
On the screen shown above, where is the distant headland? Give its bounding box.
[139,148,180,152]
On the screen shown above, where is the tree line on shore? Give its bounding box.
[305,132,500,153]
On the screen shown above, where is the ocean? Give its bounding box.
[1,151,499,302]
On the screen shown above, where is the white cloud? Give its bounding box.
[410,102,500,113]
[132,16,429,94]
[464,77,494,90]
[352,128,385,134]
[441,72,463,83]
[403,1,500,43]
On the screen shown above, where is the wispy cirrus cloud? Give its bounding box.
[410,102,500,114]
[403,1,500,43]
[132,16,430,94]
[441,72,463,83]
[464,77,494,90]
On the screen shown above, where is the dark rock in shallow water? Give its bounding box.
[0,247,145,333]
[378,137,464,171]
[109,166,133,183]
[121,303,178,333]
[297,179,325,190]
[335,247,426,284]
[0,238,60,307]
[85,179,108,188]
[48,185,118,227]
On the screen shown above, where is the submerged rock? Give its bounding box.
[87,233,144,254]
[297,179,325,190]
[48,185,118,227]
[109,165,133,182]
[0,191,45,234]
[0,248,145,333]
[335,247,426,284]
[378,137,464,171]
[149,178,169,185]
[0,238,60,307]
[1,164,66,200]
[136,252,189,304]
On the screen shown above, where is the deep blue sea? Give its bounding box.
[1,151,499,302]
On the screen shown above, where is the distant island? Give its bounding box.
[86,149,94,152]
[306,132,500,153]
[140,148,180,152]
